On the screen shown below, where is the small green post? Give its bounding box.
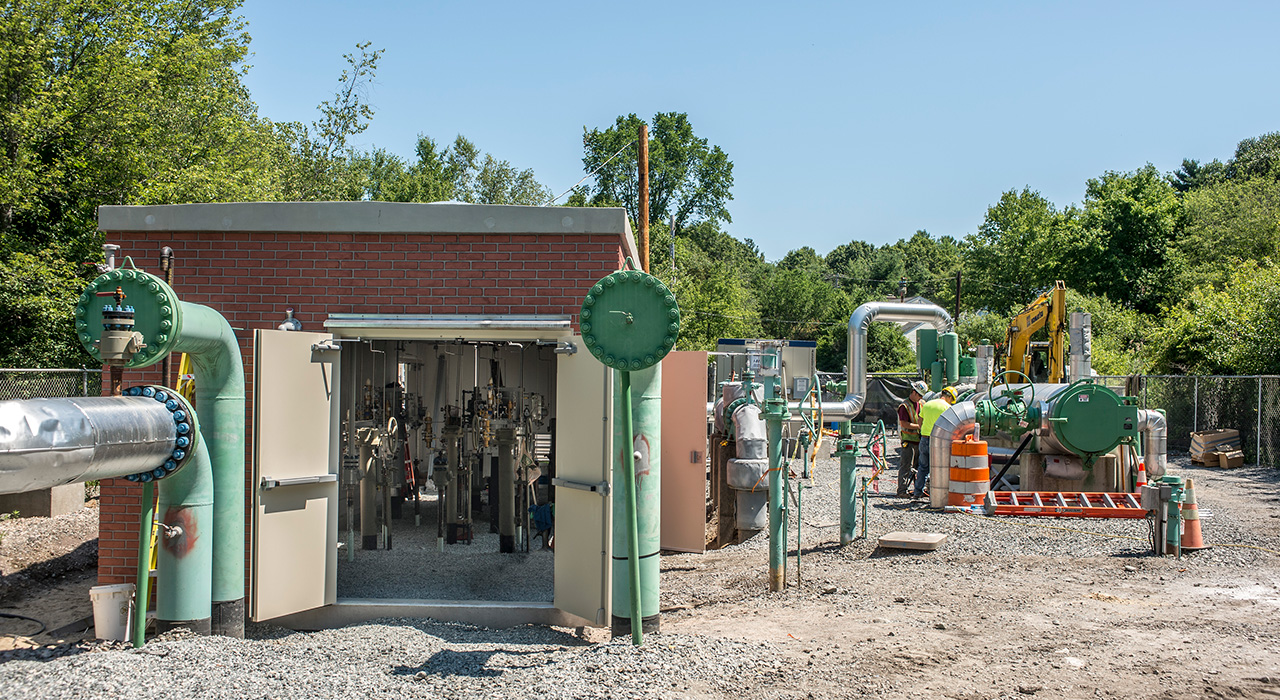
[838,422,858,545]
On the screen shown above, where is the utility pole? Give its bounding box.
[955,270,962,321]
[669,213,676,272]
[638,124,650,273]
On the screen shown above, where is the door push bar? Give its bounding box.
[261,474,339,490]
[551,477,610,496]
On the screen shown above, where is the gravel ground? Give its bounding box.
[1,441,1277,700]
[0,507,98,604]
[0,621,785,699]
[336,493,553,601]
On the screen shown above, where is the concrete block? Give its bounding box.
[0,484,85,518]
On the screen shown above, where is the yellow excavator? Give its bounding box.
[1003,280,1067,383]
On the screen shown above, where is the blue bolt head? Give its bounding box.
[142,387,156,397]
[173,410,187,423]
[176,436,190,448]
[154,391,168,403]
[164,459,178,472]
[176,423,190,435]
[152,467,166,480]
[139,472,153,483]
[172,449,186,461]
[165,399,179,411]
[126,474,139,482]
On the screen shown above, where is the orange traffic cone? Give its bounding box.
[1134,461,1147,493]
[1180,478,1210,551]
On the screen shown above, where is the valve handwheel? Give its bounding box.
[990,369,1036,417]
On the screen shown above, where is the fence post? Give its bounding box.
[1193,376,1198,433]
[1259,377,1264,466]
[82,367,89,397]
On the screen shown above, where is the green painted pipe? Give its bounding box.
[155,434,213,632]
[840,451,858,545]
[618,371,642,644]
[611,364,661,643]
[132,480,154,647]
[765,396,787,592]
[172,301,246,637]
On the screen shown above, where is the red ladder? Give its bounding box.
[984,491,1148,519]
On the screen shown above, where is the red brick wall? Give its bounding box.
[98,231,627,586]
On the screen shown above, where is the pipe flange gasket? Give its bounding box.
[122,385,199,483]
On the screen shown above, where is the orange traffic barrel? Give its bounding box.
[948,435,989,507]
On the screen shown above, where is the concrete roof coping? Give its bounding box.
[98,201,629,236]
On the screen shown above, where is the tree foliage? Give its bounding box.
[1155,261,1280,375]
[581,112,733,234]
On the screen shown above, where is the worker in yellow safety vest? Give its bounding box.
[912,386,957,499]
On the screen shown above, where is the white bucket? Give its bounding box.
[89,583,134,641]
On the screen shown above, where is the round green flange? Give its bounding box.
[1048,382,1138,458]
[581,270,680,371]
[75,267,182,368]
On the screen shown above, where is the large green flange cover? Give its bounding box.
[1049,382,1138,458]
[75,267,183,367]
[581,269,680,371]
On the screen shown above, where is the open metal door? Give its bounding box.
[251,329,339,621]
[552,335,612,625]
[661,351,709,553]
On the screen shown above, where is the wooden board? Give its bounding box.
[878,531,947,550]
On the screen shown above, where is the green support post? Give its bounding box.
[837,422,858,545]
[132,481,154,647]
[154,437,214,632]
[765,394,789,592]
[579,261,680,645]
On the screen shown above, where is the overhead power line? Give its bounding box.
[544,139,636,206]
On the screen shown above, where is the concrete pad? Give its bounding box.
[877,531,947,551]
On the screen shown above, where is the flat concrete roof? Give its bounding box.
[98,200,633,240]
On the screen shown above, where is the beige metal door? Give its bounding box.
[251,330,339,621]
[661,351,709,553]
[552,335,612,625]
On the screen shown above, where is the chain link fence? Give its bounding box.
[1096,375,1279,468]
[0,368,103,400]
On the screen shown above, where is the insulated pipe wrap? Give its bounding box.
[806,302,954,420]
[928,401,977,508]
[1138,409,1168,479]
[0,397,178,494]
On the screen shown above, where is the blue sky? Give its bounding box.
[238,1,1280,261]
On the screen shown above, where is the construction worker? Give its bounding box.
[896,380,928,497]
[913,386,958,499]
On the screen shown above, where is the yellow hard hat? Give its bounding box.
[941,386,958,401]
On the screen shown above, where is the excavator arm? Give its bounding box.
[1003,280,1067,383]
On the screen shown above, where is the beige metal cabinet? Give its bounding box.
[660,351,709,553]
[552,335,613,625]
[250,329,339,621]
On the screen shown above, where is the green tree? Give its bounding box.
[1073,165,1180,312]
[961,188,1075,313]
[1172,175,1280,292]
[362,134,551,205]
[0,252,86,367]
[581,112,734,233]
[654,238,759,351]
[1155,260,1280,374]
[1230,131,1280,180]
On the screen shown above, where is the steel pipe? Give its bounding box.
[928,401,978,508]
[0,397,178,494]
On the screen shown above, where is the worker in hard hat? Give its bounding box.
[912,386,958,499]
[895,380,928,497]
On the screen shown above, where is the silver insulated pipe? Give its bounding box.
[1137,409,1168,479]
[927,401,978,508]
[0,396,179,495]
[810,301,954,419]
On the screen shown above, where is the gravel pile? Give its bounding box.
[337,495,553,601]
[0,620,786,699]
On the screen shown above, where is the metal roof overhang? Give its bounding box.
[323,314,573,341]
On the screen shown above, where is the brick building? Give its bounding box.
[96,201,638,627]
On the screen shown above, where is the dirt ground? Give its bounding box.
[659,460,1280,699]
[2,463,1278,699]
[0,501,98,648]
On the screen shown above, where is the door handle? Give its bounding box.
[261,474,338,490]
[551,477,610,496]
